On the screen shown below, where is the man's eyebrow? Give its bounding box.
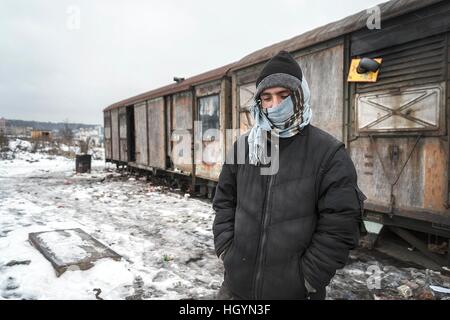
[261,90,291,96]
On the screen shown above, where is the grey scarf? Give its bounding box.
[248,77,312,166]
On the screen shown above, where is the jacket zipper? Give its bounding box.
[253,173,275,299]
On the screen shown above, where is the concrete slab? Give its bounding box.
[29,228,121,277]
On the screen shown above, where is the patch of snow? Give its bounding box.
[35,230,91,264]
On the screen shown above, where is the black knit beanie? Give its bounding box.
[255,50,303,99]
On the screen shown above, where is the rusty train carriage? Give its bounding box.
[104,0,450,263]
[104,63,235,195]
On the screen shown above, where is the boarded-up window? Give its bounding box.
[198,95,219,135]
[354,34,446,94]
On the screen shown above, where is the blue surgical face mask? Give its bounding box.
[265,96,294,124]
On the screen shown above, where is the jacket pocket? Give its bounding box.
[222,241,234,263]
[297,253,308,299]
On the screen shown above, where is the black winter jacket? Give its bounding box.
[212,124,366,300]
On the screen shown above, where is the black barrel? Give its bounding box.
[75,154,92,173]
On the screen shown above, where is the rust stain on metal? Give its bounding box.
[423,140,447,211]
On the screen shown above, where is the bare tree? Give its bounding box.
[79,137,91,154]
[60,120,74,145]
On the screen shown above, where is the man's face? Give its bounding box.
[260,87,291,109]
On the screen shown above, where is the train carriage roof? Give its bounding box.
[231,0,444,71]
[103,63,236,111]
[104,0,444,112]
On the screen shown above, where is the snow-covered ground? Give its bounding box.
[1,140,450,300]
[0,144,223,300]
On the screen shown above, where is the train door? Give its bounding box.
[195,94,221,180]
[126,105,135,162]
[171,92,193,174]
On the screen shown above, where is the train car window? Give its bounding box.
[198,95,219,137]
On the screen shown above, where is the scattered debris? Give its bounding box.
[93,288,103,300]
[430,285,450,294]
[397,285,413,298]
[5,260,31,267]
[417,289,435,300]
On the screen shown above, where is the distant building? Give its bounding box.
[9,126,32,137]
[31,130,51,140]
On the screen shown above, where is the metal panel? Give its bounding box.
[111,108,120,161]
[195,94,221,181]
[119,107,128,162]
[195,80,221,97]
[171,92,193,174]
[356,84,444,134]
[355,34,447,93]
[165,96,172,166]
[350,136,448,219]
[295,45,344,141]
[147,97,166,169]
[134,102,148,166]
[351,2,450,56]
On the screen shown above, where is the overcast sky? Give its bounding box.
[0,0,383,125]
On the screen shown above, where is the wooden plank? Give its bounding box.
[103,111,112,160]
[423,139,448,211]
[351,2,450,55]
[165,96,172,167]
[195,80,221,97]
[105,139,111,160]
[111,108,120,161]
[134,102,148,166]
[148,97,166,169]
[172,91,193,174]
[119,107,128,162]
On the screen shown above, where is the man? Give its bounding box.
[212,50,366,300]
